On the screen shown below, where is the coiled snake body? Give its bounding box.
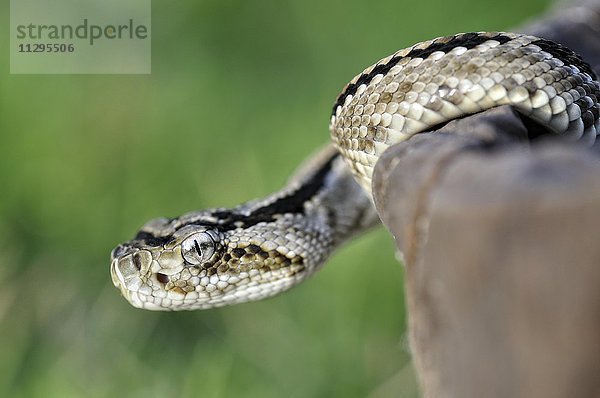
[111,32,600,310]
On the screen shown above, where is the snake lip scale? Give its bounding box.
[111,32,600,311]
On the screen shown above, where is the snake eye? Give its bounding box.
[181,232,215,265]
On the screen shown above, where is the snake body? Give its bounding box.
[111,32,600,311]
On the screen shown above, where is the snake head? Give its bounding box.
[110,210,319,311]
[110,217,226,310]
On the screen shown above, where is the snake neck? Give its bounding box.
[237,145,379,244]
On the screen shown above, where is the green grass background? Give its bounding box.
[0,0,551,396]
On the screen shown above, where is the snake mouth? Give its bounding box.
[110,251,144,305]
[110,247,178,311]
[110,257,156,310]
[110,243,137,292]
[110,257,138,306]
[110,257,127,290]
[110,258,120,288]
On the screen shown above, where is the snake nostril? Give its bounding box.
[156,273,169,283]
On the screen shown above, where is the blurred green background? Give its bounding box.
[0,0,551,396]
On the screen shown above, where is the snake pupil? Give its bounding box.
[193,239,203,258]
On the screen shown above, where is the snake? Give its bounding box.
[111,32,600,311]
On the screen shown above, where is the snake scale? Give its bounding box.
[111,32,600,311]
